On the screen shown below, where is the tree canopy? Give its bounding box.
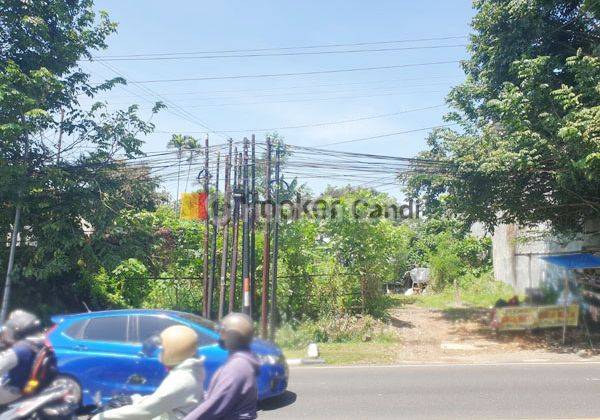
[0,0,164,315]
[405,0,600,233]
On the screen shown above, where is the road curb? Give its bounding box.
[287,358,326,366]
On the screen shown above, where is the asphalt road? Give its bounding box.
[259,362,600,419]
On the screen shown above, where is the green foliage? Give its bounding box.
[275,315,397,349]
[406,270,514,309]
[426,232,491,291]
[0,0,165,314]
[276,188,413,320]
[86,187,491,324]
[405,0,600,233]
[428,237,463,291]
[89,259,148,308]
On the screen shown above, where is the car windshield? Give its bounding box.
[179,313,218,332]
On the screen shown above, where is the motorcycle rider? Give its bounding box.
[0,309,46,406]
[92,325,205,420]
[184,313,260,420]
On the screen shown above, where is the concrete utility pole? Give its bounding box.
[202,135,210,318]
[1,118,29,322]
[269,142,281,340]
[241,139,251,316]
[261,137,272,338]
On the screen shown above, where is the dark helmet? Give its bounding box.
[219,313,253,351]
[1,310,41,343]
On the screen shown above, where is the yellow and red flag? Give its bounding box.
[180,192,208,220]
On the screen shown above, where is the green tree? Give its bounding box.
[405,0,600,232]
[0,0,163,315]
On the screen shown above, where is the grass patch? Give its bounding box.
[275,314,397,349]
[277,314,401,365]
[283,341,399,365]
[392,272,516,310]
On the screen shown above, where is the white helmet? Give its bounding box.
[159,325,198,367]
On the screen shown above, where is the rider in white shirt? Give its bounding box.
[92,325,205,420]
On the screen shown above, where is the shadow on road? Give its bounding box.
[259,391,297,411]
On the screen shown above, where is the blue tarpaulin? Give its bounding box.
[541,253,600,270]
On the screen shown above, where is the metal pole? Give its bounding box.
[1,207,21,323]
[250,135,257,318]
[1,119,29,322]
[261,137,272,339]
[56,108,64,165]
[269,142,281,340]
[229,150,241,313]
[208,153,220,319]
[175,148,182,217]
[218,139,233,319]
[241,139,251,315]
[202,135,210,318]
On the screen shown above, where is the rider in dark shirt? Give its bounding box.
[184,313,260,420]
[0,310,44,405]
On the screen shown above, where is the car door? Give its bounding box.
[130,314,181,394]
[74,315,144,400]
[132,314,225,392]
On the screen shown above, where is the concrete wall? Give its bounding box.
[492,221,600,293]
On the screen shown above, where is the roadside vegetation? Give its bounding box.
[1,0,598,368]
[399,272,515,310]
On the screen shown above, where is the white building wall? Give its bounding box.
[492,221,600,293]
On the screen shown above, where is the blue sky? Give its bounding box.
[84,0,475,197]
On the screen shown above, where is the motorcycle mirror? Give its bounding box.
[141,335,161,357]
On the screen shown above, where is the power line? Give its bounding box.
[317,123,457,146]
[92,74,460,98]
[94,61,229,140]
[90,43,466,61]
[191,104,446,133]
[124,90,445,110]
[129,60,461,84]
[92,80,456,106]
[93,35,468,59]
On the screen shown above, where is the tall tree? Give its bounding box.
[405,0,600,232]
[0,0,163,314]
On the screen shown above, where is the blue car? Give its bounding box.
[46,309,288,408]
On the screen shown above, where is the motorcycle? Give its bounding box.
[86,394,132,418]
[0,376,81,420]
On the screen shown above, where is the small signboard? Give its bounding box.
[492,305,579,331]
[180,192,208,221]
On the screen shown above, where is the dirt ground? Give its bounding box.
[387,303,600,363]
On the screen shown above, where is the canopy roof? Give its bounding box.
[541,253,600,270]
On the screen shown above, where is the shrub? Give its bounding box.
[88,259,150,308]
[276,314,397,349]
